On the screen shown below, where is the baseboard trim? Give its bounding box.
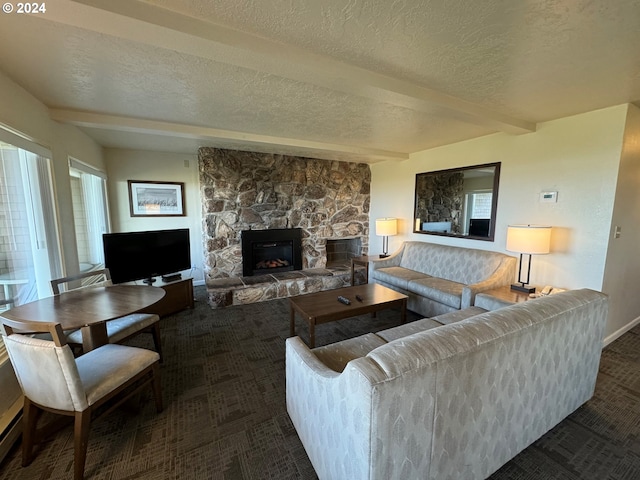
[603,316,640,348]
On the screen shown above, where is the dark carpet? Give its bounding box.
[1,286,639,479]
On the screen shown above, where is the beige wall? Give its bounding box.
[370,105,634,340]
[602,104,640,340]
[104,149,204,285]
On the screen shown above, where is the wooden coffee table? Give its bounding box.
[289,283,407,348]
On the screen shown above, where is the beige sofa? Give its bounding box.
[286,289,608,480]
[369,241,517,317]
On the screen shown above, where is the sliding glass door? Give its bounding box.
[0,140,61,310]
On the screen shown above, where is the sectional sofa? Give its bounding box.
[369,241,517,317]
[286,289,608,480]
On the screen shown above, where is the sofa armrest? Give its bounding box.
[286,336,386,480]
[461,256,517,308]
[286,336,342,380]
[369,244,405,273]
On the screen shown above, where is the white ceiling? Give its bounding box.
[1,0,639,163]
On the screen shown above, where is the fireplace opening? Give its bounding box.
[326,238,362,268]
[241,228,303,276]
[253,241,292,271]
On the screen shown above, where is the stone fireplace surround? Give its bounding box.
[199,148,371,307]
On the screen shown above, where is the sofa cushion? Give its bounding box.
[399,242,511,285]
[373,266,430,290]
[431,306,487,325]
[377,318,443,342]
[408,277,465,309]
[311,333,387,373]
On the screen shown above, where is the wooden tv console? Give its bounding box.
[141,277,194,317]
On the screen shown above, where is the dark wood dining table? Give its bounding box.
[1,285,165,352]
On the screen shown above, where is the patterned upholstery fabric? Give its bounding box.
[373,266,430,291]
[408,277,465,308]
[286,289,608,480]
[474,291,516,311]
[376,317,443,342]
[370,241,517,316]
[430,306,487,325]
[66,313,160,345]
[312,333,387,372]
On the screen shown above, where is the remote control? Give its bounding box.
[337,296,351,305]
[355,295,363,302]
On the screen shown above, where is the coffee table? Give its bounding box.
[289,283,407,348]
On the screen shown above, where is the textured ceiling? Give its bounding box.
[0,0,639,163]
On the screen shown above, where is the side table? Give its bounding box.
[350,255,375,286]
[475,285,534,310]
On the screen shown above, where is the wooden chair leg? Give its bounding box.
[151,322,163,362]
[21,397,38,467]
[151,363,163,413]
[74,409,92,480]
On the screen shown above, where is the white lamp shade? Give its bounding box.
[376,218,398,236]
[506,225,551,254]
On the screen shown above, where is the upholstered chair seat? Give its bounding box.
[1,320,162,480]
[65,312,160,345]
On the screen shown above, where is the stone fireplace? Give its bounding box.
[199,147,370,280]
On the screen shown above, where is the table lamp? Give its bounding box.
[506,224,551,293]
[376,218,397,258]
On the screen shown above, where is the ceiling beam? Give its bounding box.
[49,109,409,162]
[50,0,536,136]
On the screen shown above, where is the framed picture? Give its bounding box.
[128,180,186,217]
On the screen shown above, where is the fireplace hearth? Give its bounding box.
[241,228,303,277]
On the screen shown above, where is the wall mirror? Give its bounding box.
[413,162,501,241]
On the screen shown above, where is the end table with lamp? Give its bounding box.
[505,224,552,293]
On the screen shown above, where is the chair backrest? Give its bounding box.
[1,320,89,411]
[51,268,113,295]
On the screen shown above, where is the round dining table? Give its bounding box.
[1,284,165,352]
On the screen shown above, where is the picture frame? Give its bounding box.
[128,180,186,217]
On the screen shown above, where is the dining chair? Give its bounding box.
[0,318,162,480]
[50,268,163,360]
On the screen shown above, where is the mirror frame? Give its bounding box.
[413,162,501,242]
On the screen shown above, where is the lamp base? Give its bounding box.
[511,283,535,293]
[379,254,390,258]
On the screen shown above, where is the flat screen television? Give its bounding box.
[103,228,191,284]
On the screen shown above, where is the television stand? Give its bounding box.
[161,273,182,282]
[141,277,194,317]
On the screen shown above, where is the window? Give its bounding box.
[69,158,109,274]
[0,136,62,362]
[463,191,493,235]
